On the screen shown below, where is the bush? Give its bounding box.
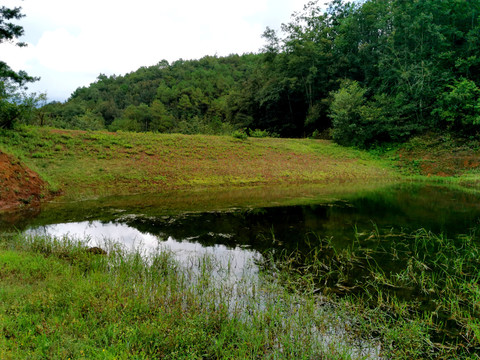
[231,129,248,140]
[248,128,270,138]
[309,128,332,140]
[70,111,105,131]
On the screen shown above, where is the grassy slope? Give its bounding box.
[0,127,397,201]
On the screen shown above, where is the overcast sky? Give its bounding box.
[2,0,313,102]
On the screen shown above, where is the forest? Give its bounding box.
[3,0,480,147]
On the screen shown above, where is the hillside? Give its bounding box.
[0,127,397,207]
[13,0,477,149]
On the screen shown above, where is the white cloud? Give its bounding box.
[1,0,312,101]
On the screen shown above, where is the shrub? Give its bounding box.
[231,129,248,140]
[248,128,271,138]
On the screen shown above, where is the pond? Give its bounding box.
[1,182,480,355]
[3,182,479,253]
[2,182,480,284]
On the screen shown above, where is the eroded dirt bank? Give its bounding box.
[0,151,48,212]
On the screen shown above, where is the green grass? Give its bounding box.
[2,227,479,358]
[0,126,398,201]
[259,228,480,359]
[0,233,373,359]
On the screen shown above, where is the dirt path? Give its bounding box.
[0,151,48,212]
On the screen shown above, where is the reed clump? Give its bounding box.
[260,228,480,359]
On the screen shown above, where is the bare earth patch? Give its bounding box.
[0,151,49,211]
[395,134,480,176]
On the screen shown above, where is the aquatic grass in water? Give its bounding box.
[0,233,378,359]
[260,229,480,358]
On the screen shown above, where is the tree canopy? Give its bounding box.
[37,0,480,146]
[0,5,38,129]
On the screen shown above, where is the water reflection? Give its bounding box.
[21,183,480,303]
[19,183,480,261]
[27,220,262,281]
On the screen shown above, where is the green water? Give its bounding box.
[2,182,480,249]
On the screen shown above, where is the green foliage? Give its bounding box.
[0,5,38,129]
[330,80,366,146]
[0,96,19,129]
[231,129,247,140]
[47,55,261,136]
[0,85,47,129]
[434,78,480,129]
[108,117,141,132]
[149,100,175,132]
[331,81,421,148]
[69,110,105,131]
[31,0,480,143]
[248,128,272,138]
[257,0,480,142]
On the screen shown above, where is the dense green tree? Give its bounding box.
[149,100,175,132]
[123,104,151,131]
[329,80,366,146]
[43,0,480,144]
[434,78,480,130]
[0,5,37,129]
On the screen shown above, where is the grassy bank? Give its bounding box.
[0,126,396,202]
[2,128,480,207]
[388,133,480,186]
[1,228,479,359]
[0,233,373,359]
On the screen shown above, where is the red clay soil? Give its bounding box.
[0,151,48,212]
[396,135,480,176]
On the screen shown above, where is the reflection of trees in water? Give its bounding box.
[120,185,480,254]
[120,206,323,252]
[4,184,480,252]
